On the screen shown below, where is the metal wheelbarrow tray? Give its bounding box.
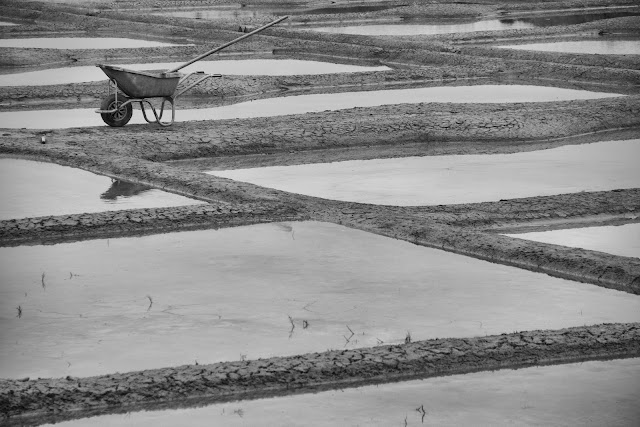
[95,16,288,127]
[98,65,182,98]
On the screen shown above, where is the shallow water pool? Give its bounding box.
[0,158,203,220]
[42,358,640,426]
[311,9,640,36]
[313,19,537,36]
[209,139,640,206]
[505,223,640,259]
[0,59,390,87]
[0,37,185,49]
[154,3,396,20]
[497,40,640,55]
[0,85,623,129]
[2,221,639,379]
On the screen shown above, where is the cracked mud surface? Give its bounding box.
[1,323,639,426]
[1,0,639,423]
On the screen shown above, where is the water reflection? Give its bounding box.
[100,180,151,201]
[0,158,203,220]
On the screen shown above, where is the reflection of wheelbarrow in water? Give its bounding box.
[95,16,287,127]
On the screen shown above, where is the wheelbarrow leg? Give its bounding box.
[139,98,175,127]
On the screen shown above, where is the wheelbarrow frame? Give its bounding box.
[95,15,288,127]
[96,65,220,127]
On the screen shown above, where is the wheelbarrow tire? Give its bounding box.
[100,94,133,127]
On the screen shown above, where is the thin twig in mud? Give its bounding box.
[233,408,244,418]
[16,306,22,318]
[344,325,355,345]
[68,272,80,280]
[302,300,317,312]
[416,404,426,423]
[303,320,309,329]
[287,315,295,338]
[405,331,412,344]
[376,338,384,345]
[146,296,153,312]
[41,272,46,290]
[404,415,408,426]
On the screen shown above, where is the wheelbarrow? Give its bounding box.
[96,16,288,127]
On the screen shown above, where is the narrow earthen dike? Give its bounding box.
[1,323,638,426]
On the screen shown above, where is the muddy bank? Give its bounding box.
[1,149,638,294]
[308,197,640,295]
[1,323,638,425]
[0,202,306,247]
[2,97,638,161]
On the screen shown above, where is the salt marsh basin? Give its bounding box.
[497,40,640,55]
[504,223,640,259]
[0,158,203,220]
[209,139,640,206]
[2,221,639,379]
[0,37,187,49]
[0,85,624,129]
[0,60,390,87]
[40,358,640,427]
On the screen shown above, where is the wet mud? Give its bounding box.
[1,0,639,422]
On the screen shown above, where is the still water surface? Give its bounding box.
[41,358,640,427]
[0,85,623,129]
[154,3,396,20]
[0,158,203,220]
[312,9,640,35]
[497,40,640,55]
[0,59,389,87]
[0,37,185,49]
[210,139,640,206]
[505,223,640,259]
[2,221,639,378]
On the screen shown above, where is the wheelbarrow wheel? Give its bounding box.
[100,94,132,127]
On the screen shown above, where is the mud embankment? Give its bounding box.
[1,323,638,426]
[0,203,307,248]
[2,97,637,161]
